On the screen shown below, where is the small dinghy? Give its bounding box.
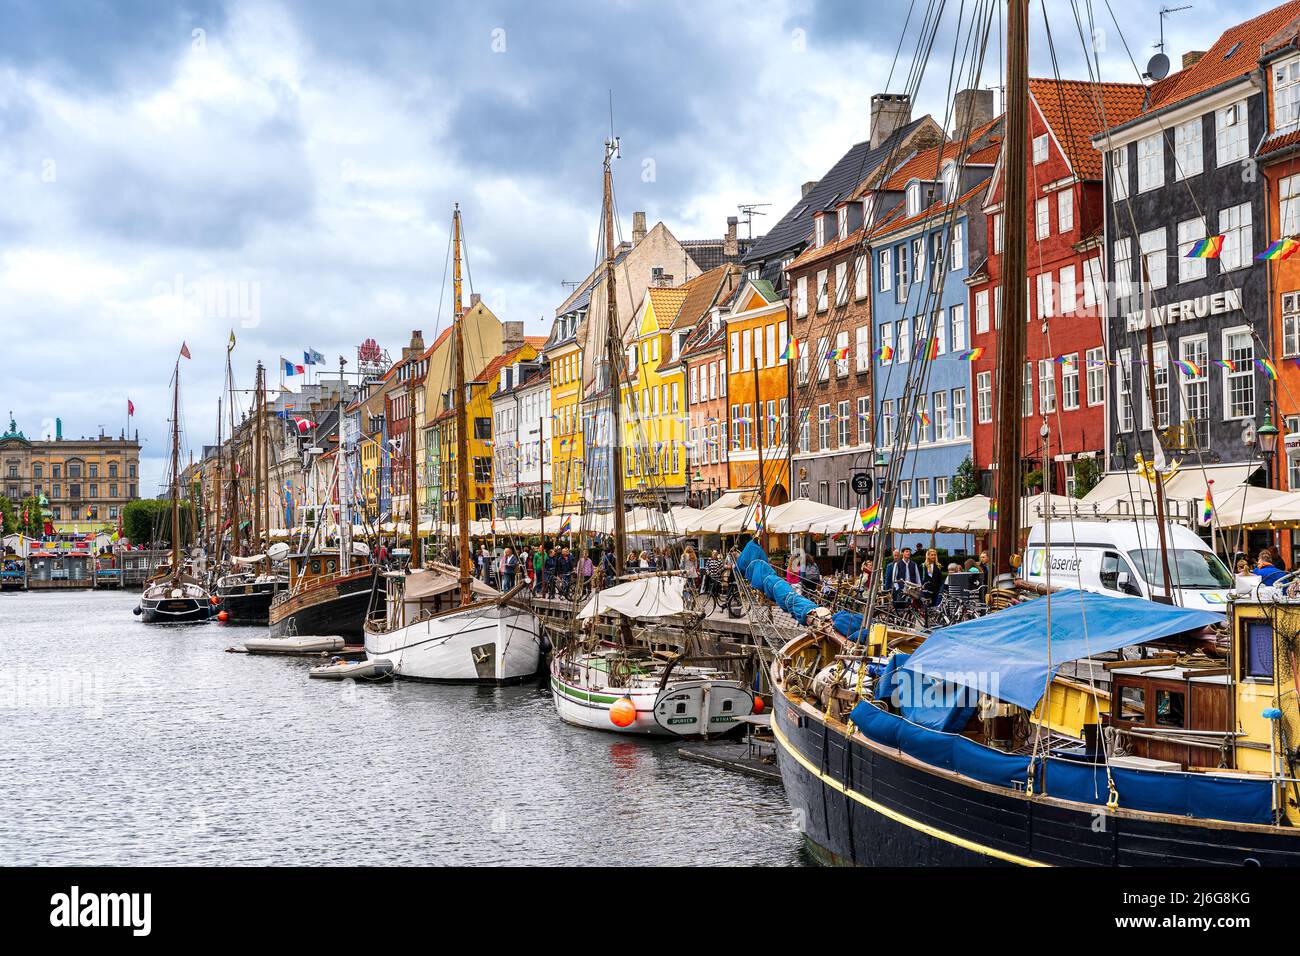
[309,657,395,681]
[243,634,345,656]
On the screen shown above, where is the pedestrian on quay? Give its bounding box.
[502,547,518,590]
[533,546,546,594]
[886,546,921,608]
[578,550,594,595]
[544,547,558,597]
[920,548,944,607]
[682,546,699,591]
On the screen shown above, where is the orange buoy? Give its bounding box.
[752,694,764,714]
[210,596,220,605]
[217,610,229,622]
[609,696,637,728]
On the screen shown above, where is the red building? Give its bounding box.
[968,78,1144,495]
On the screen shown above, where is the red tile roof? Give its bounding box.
[876,116,1002,192]
[1147,1,1300,111]
[868,179,991,239]
[1028,77,1146,179]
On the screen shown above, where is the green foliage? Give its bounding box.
[16,496,43,537]
[947,456,981,502]
[0,496,15,536]
[123,499,196,546]
[1023,469,1043,493]
[1072,455,1101,499]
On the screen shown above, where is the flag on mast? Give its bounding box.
[127,399,135,417]
[179,342,191,359]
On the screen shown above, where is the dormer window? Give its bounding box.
[1032,134,1048,164]
[836,206,848,241]
[814,214,826,248]
[941,161,958,201]
[905,181,922,216]
[862,195,875,228]
[1275,58,1300,132]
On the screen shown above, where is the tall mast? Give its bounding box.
[258,362,269,548]
[993,0,1029,582]
[452,204,473,602]
[752,359,767,547]
[339,355,351,574]
[171,361,181,580]
[252,363,263,549]
[604,137,628,576]
[228,355,241,555]
[409,358,421,569]
[214,395,223,570]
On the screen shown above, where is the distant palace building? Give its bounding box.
[0,415,142,526]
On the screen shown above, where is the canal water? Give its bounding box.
[0,590,804,866]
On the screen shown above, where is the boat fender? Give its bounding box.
[610,696,637,728]
[217,611,229,622]
[132,606,142,616]
[752,695,764,714]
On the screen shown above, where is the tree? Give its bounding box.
[948,456,981,502]
[123,499,195,546]
[1072,455,1101,499]
[17,496,45,537]
[0,496,15,536]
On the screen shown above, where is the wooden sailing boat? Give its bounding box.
[268,361,378,639]
[137,349,213,624]
[547,139,754,736]
[215,353,289,625]
[362,204,542,682]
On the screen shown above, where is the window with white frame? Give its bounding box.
[1179,335,1209,448]
[1223,328,1255,420]
[1116,350,1133,432]
[835,261,848,306]
[1059,265,1077,314]
[933,391,949,440]
[1083,257,1104,312]
[796,276,808,317]
[814,214,826,248]
[1023,362,1033,417]
[951,304,966,351]
[994,285,1002,328]
[1035,197,1050,239]
[953,387,968,438]
[856,325,870,371]
[798,408,810,453]
[931,310,946,354]
[838,400,851,446]
[1086,347,1105,406]
[780,397,789,444]
[1219,202,1252,271]
[1173,117,1203,179]
[976,371,992,423]
[895,243,909,298]
[880,400,895,445]
[936,476,950,503]
[778,320,788,363]
[912,237,925,285]
[993,213,1004,254]
[857,396,871,446]
[1285,292,1300,357]
[1061,354,1080,410]
[1177,217,1208,283]
[816,269,829,311]
[1114,237,1133,300]
[854,254,868,299]
[1140,227,1167,289]
[975,289,990,333]
[766,398,778,445]
[916,395,929,443]
[1137,133,1164,192]
[1111,148,1129,201]
[1275,58,1300,132]
[917,478,931,507]
[879,248,892,291]
[1216,102,1248,167]
[1032,133,1048,164]
[765,324,775,368]
[1057,189,1074,233]
[817,335,829,381]
[898,479,911,509]
[1036,271,1054,318]
[837,206,848,241]
[879,322,894,365]
[818,403,831,449]
[1038,359,1057,413]
[1144,343,1169,430]
[906,182,921,216]
[836,329,850,377]
[942,161,958,200]
[896,319,911,363]
[950,221,964,270]
[1282,174,1300,237]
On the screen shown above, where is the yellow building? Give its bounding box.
[622,285,689,500]
[431,338,546,526]
[545,309,585,510]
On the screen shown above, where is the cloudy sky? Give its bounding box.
[0,0,1273,492]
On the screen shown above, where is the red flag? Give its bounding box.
[180,342,192,360]
[127,398,135,416]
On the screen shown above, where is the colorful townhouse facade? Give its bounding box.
[969,78,1142,497]
[490,356,551,519]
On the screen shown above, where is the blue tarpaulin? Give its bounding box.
[875,652,976,731]
[900,590,1223,712]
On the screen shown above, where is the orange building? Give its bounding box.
[723,278,792,505]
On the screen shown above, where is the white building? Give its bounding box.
[491,356,551,517]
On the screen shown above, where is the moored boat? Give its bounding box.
[268,554,377,638]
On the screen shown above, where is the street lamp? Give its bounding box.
[1259,403,1280,491]
[873,451,889,486]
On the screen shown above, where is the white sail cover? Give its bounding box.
[577,574,687,621]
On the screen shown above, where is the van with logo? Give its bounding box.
[1022,521,1233,612]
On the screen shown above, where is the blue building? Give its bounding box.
[869,136,996,552]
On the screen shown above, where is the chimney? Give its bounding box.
[469,292,482,308]
[801,181,817,197]
[651,267,674,288]
[1182,50,1206,69]
[725,216,739,257]
[870,92,913,149]
[632,211,647,244]
[502,320,525,353]
[953,88,994,138]
[402,329,424,361]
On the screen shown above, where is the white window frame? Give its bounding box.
[1057,188,1074,234]
[1221,326,1255,421]
[1219,202,1253,272]
[1139,227,1167,290]
[1177,217,1207,283]
[1136,133,1164,192]
[1215,101,1248,167]
[976,371,992,424]
[1173,117,1203,180]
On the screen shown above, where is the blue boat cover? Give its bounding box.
[875,652,976,731]
[848,701,1273,825]
[736,541,818,625]
[900,590,1223,711]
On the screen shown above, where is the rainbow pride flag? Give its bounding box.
[920,338,940,360]
[957,348,984,361]
[1185,235,1224,258]
[825,347,849,361]
[1173,359,1201,377]
[558,516,572,536]
[1200,485,1215,527]
[1257,238,1300,261]
[781,338,801,360]
[987,499,998,521]
[1256,358,1278,380]
[876,344,894,361]
[859,502,880,532]
[1214,358,1237,372]
[916,410,932,427]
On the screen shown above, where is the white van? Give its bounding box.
[1022,521,1233,612]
